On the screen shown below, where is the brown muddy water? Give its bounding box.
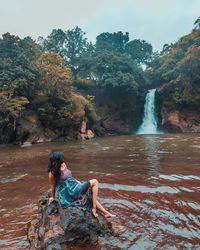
[1,134,200,249]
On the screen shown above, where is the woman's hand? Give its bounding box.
[48,197,55,205]
[75,179,81,184]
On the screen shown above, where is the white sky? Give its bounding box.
[0,0,199,51]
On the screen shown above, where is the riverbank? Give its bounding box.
[0,111,132,145]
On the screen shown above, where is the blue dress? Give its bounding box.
[56,175,93,211]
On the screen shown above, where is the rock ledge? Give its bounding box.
[27,197,115,249]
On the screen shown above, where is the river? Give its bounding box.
[1,134,200,249]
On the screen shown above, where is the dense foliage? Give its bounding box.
[0,33,96,141]
[150,18,200,111]
[1,17,200,142]
[37,28,153,128]
[1,28,152,140]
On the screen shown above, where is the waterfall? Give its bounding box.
[137,89,160,134]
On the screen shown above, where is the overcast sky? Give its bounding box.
[0,0,199,51]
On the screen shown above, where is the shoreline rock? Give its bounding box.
[93,115,131,137]
[27,197,115,249]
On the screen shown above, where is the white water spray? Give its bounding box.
[137,89,160,134]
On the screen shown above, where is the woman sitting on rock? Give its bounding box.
[48,152,115,218]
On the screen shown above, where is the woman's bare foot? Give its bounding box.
[104,211,116,218]
[92,208,98,217]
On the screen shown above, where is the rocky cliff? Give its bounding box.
[0,113,131,145]
[161,105,200,133]
[157,83,200,133]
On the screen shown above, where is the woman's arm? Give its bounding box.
[48,172,56,204]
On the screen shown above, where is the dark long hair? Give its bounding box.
[48,152,64,180]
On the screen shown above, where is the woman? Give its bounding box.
[48,152,115,218]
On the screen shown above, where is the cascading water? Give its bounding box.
[137,89,159,134]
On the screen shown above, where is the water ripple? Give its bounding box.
[99,183,180,194]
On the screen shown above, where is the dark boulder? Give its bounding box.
[93,115,131,137]
[27,197,115,249]
[16,118,56,145]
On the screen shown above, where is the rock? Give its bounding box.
[16,118,56,145]
[77,129,95,140]
[161,105,200,133]
[156,87,200,133]
[21,142,32,147]
[86,129,94,139]
[93,115,131,137]
[27,197,115,249]
[0,111,132,145]
[77,119,95,140]
[0,117,15,144]
[80,120,87,134]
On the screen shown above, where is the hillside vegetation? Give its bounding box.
[149,18,200,112]
[1,17,200,143]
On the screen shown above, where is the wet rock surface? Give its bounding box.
[93,115,131,137]
[16,118,56,145]
[161,105,200,133]
[27,197,115,249]
[156,86,200,133]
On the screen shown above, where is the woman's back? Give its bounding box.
[59,167,72,182]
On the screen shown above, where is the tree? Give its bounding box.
[36,52,72,97]
[96,31,129,53]
[125,39,153,64]
[93,50,144,89]
[0,94,29,119]
[194,16,200,30]
[160,43,173,56]
[39,29,66,54]
[41,26,94,79]
[0,93,29,142]
[34,52,73,129]
[0,33,41,100]
[150,27,200,109]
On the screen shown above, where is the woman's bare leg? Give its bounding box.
[90,179,99,217]
[96,200,116,218]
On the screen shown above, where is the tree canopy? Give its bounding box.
[5,21,200,137]
[40,26,94,79]
[150,28,200,108]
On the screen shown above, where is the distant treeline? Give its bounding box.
[0,16,200,137]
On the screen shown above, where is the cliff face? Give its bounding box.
[161,105,200,133]
[157,84,200,133]
[0,113,132,145]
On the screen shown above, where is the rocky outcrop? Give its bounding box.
[157,83,200,133]
[93,115,131,137]
[77,115,131,139]
[77,120,95,140]
[27,197,116,249]
[0,113,132,145]
[16,118,56,145]
[0,117,56,145]
[161,105,200,133]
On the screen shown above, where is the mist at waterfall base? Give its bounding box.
[137,89,162,135]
